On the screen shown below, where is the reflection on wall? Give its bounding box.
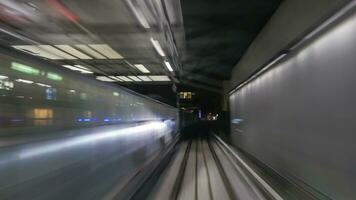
[32,108,54,119]
[45,88,57,100]
[0,50,178,136]
[31,108,54,126]
[0,78,13,91]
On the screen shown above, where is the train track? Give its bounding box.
[146,135,283,200]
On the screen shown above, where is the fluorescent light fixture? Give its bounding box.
[96,76,122,82]
[0,75,8,80]
[137,76,152,81]
[113,92,119,96]
[55,45,92,59]
[16,79,34,84]
[150,38,165,57]
[75,45,106,59]
[62,65,93,74]
[117,76,133,82]
[89,44,123,59]
[109,76,123,82]
[74,65,90,70]
[36,83,51,88]
[134,64,150,73]
[74,65,93,74]
[128,76,142,82]
[47,72,63,81]
[62,65,78,71]
[126,0,150,29]
[164,61,174,72]
[69,90,76,93]
[149,75,170,81]
[96,76,116,82]
[12,45,63,60]
[38,45,76,59]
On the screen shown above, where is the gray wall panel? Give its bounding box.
[230,11,356,200]
[230,0,349,90]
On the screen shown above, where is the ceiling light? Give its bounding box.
[16,79,34,84]
[150,38,165,57]
[62,65,78,71]
[149,75,170,81]
[75,45,106,59]
[12,45,63,60]
[89,44,123,59]
[55,45,92,59]
[117,76,133,82]
[134,64,150,73]
[74,65,93,74]
[137,76,152,81]
[128,76,142,81]
[164,61,174,72]
[127,0,150,29]
[108,76,123,82]
[62,65,93,74]
[38,45,76,59]
[96,76,116,82]
[96,76,122,82]
[73,65,90,70]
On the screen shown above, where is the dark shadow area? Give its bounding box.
[180,110,231,140]
[180,121,213,139]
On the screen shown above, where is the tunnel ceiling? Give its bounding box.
[0,0,281,106]
[0,0,188,105]
[180,0,282,90]
[0,0,185,86]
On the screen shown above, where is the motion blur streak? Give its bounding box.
[47,0,79,22]
[0,121,175,199]
[19,121,167,159]
[0,42,178,199]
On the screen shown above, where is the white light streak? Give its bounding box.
[128,76,142,82]
[149,75,170,81]
[36,83,51,88]
[89,44,123,59]
[55,45,92,59]
[75,45,106,59]
[150,38,165,57]
[62,65,93,74]
[164,61,174,72]
[134,64,150,73]
[0,75,8,80]
[19,122,167,159]
[16,79,33,84]
[137,76,152,81]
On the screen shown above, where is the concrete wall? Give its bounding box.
[230,0,350,90]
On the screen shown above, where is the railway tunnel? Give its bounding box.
[0,0,355,199]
